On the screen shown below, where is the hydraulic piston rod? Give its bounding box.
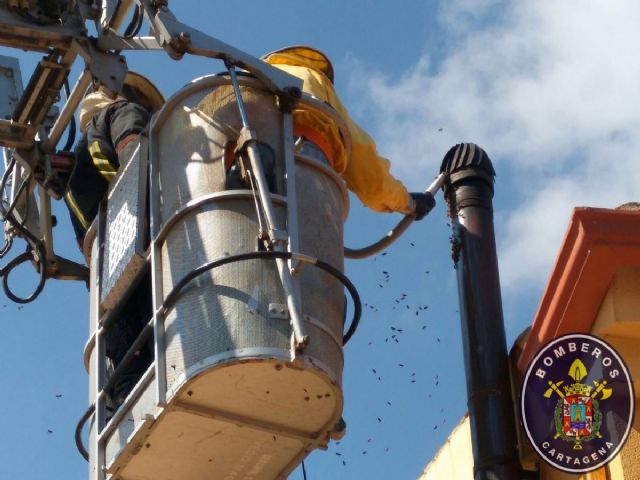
[227,66,309,350]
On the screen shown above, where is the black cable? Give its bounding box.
[62,79,77,152]
[1,171,31,222]
[0,187,46,300]
[0,153,47,303]
[123,4,144,39]
[0,248,46,304]
[0,156,13,255]
[302,460,308,480]
[320,257,361,345]
[75,404,94,461]
[162,251,362,345]
[3,242,46,303]
[72,254,357,464]
[0,236,12,258]
[131,6,144,38]
[0,156,16,209]
[0,154,29,228]
[0,155,15,258]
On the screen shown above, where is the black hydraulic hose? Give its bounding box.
[83,254,359,463]
[0,236,12,258]
[62,79,77,152]
[0,156,16,209]
[99,253,361,431]
[123,5,143,39]
[0,155,47,303]
[1,247,46,304]
[0,194,47,303]
[0,156,15,258]
[0,155,31,227]
[1,171,31,222]
[162,251,362,345]
[0,156,14,258]
[75,404,94,461]
[90,251,360,461]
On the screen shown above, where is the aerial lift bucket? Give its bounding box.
[84,74,350,479]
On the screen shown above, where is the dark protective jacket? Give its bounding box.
[65,100,150,241]
[64,99,154,402]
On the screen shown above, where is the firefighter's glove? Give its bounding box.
[410,192,435,221]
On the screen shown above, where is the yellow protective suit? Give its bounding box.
[263,47,412,214]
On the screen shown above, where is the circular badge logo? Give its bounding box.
[521,334,634,473]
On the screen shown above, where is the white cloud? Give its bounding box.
[345,0,640,292]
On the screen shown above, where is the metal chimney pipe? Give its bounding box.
[440,143,521,480]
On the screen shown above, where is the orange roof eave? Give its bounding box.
[517,207,640,372]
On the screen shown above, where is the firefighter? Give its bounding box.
[262,46,434,219]
[64,72,164,408]
[64,71,164,247]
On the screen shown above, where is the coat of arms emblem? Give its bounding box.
[521,334,634,473]
[546,359,610,450]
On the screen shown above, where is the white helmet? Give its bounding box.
[78,72,164,132]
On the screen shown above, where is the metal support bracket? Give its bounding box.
[76,39,128,94]
[268,303,288,320]
[139,0,302,97]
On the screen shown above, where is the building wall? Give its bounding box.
[618,424,640,479]
[418,415,473,480]
[420,419,637,479]
[591,267,640,431]
[420,266,640,479]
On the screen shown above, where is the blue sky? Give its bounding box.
[1,1,639,479]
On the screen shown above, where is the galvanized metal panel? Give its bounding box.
[100,144,147,310]
[0,54,22,121]
[161,198,292,392]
